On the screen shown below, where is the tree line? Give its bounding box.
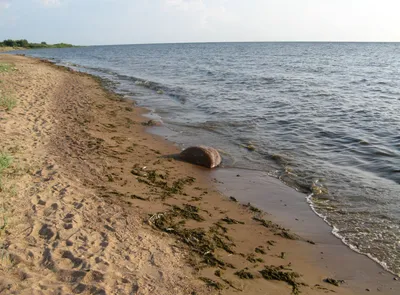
[0,39,74,49]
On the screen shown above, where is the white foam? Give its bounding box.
[306,193,399,277]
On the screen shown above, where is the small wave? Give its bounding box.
[117,75,187,103]
[50,62,188,104]
[260,77,278,84]
[306,193,399,277]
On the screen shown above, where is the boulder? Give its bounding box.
[179,146,221,168]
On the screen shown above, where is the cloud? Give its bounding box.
[0,0,11,11]
[39,0,61,6]
[164,0,237,29]
[165,0,204,11]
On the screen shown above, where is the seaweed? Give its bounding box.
[324,278,345,287]
[260,265,303,295]
[253,217,282,230]
[235,269,254,279]
[245,203,261,213]
[221,278,242,291]
[212,234,235,254]
[169,176,196,194]
[245,144,256,151]
[221,217,244,225]
[255,247,266,254]
[214,270,222,277]
[172,204,204,222]
[141,120,158,126]
[199,277,223,290]
[253,217,299,240]
[147,170,157,183]
[132,169,195,199]
[276,230,299,240]
[213,222,228,234]
[137,177,153,186]
[149,211,235,269]
[203,253,235,269]
[129,194,149,201]
[247,253,264,263]
[229,196,238,202]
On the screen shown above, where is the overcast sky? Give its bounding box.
[1,0,399,45]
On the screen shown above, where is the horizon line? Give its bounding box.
[82,40,400,46]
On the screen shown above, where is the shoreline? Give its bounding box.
[149,122,398,279]
[211,168,400,293]
[0,47,25,52]
[0,54,398,294]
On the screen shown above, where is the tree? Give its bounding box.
[15,39,29,47]
[3,39,16,47]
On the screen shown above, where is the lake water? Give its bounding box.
[12,42,400,275]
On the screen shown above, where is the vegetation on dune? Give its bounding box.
[0,39,75,49]
[0,153,12,174]
[0,63,16,73]
[0,152,13,239]
[0,94,17,111]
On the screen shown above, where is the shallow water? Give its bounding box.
[13,42,400,274]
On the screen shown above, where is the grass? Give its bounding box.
[0,152,19,270]
[0,152,13,261]
[0,94,17,111]
[0,153,13,174]
[0,63,15,73]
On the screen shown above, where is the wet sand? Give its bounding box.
[213,169,400,294]
[0,54,398,294]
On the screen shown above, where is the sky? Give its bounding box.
[0,0,400,45]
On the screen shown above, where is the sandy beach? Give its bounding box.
[0,54,398,295]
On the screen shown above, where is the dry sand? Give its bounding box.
[0,54,396,295]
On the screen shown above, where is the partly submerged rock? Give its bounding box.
[179,146,221,169]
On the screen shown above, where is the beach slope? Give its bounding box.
[0,54,380,294]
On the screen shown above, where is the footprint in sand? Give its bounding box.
[38,224,55,241]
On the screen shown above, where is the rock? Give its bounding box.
[179,146,221,169]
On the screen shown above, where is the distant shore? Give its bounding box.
[0,54,398,295]
[0,47,24,52]
[1,39,75,51]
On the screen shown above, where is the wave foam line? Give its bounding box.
[306,193,398,277]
